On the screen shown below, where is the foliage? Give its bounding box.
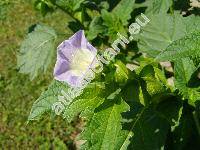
[0,0,77,149]
[17,24,57,80]
[16,0,200,149]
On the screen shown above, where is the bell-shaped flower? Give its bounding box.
[53,30,97,87]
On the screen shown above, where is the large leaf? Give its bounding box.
[29,81,106,121]
[112,0,135,26]
[136,13,186,57]
[137,14,200,57]
[162,32,200,105]
[156,31,200,63]
[168,103,200,150]
[126,107,170,150]
[145,0,173,14]
[80,98,130,150]
[183,15,200,33]
[17,24,57,80]
[28,80,69,121]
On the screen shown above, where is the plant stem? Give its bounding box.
[170,0,174,14]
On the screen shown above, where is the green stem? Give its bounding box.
[169,0,174,14]
[57,33,73,37]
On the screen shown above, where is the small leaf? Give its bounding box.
[139,65,169,104]
[101,9,126,43]
[55,0,85,13]
[86,16,106,40]
[115,61,129,84]
[34,0,55,16]
[17,24,57,80]
[112,0,135,26]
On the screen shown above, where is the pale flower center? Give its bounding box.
[70,49,95,76]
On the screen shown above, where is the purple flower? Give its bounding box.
[54,30,97,87]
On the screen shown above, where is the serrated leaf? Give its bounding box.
[28,80,69,121]
[86,16,106,40]
[183,15,200,33]
[138,14,200,58]
[156,31,200,63]
[101,9,126,43]
[126,107,170,150]
[112,0,135,26]
[174,58,200,105]
[115,61,129,84]
[139,65,169,104]
[17,24,57,80]
[137,13,186,57]
[145,0,173,14]
[80,98,130,150]
[63,82,105,122]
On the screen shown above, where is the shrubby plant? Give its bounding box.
[17,0,200,149]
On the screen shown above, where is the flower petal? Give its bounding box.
[54,30,97,87]
[68,30,87,49]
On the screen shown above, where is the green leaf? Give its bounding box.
[139,65,169,104]
[63,82,105,122]
[101,9,126,43]
[80,98,130,150]
[124,107,170,150]
[183,15,200,33]
[145,0,173,14]
[174,58,200,106]
[112,0,135,26]
[114,61,129,84]
[86,16,106,40]
[17,24,57,80]
[55,0,85,13]
[35,0,55,16]
[169,103,200,150]
[156,98,183,127]
[138,14,200,58]
[156,31,200,63]
[28,80,69,121]
[137,13,186,57]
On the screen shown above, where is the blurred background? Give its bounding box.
[1,0,200,149]
[0,0,81,149]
